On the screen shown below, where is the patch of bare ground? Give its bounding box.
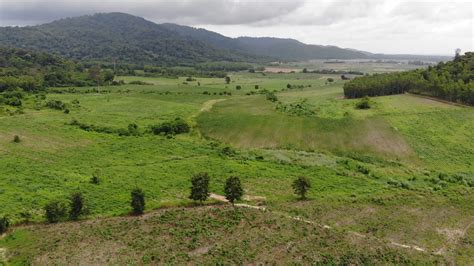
[264,67,300,73]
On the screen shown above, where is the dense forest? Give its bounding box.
[0,47,116,93]
[0,13,377,66]
[343,52,474,105]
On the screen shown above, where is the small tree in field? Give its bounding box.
[44,200,68,223]
[292,176,311,200]
[69,192,86,220]
[0,216,10,234]
[224,176,244,205]
[131,188,145,215]
[189,172,210,203]
[225,76,231,84]
[13,135,20,143]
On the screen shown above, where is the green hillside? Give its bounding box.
[0,69,472,264]
[0,13,373,65]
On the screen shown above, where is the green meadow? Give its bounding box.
[0,72,473,263]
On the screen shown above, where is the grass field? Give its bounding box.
[0,72,473,264]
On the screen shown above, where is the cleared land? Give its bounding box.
[0,71,473,264]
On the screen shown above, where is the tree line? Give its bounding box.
[0,174,311,231]
[343,52,473,105]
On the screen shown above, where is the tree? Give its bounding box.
[0,216,9,234]
[131,188,145,215]
[103,70,115,84]
[224,176,243,205]
[189,172,210,203]
[13,135,20,143]
[292,176,311,200]
[88,65,102,86]
[225,76,231,84]
[44,200,68,223]
[255,85,259,90]
[302,68,308,73]
[69,192,85,220]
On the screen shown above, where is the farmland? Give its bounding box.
[0,71,473,264]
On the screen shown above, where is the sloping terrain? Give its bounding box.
[0,13,370,65]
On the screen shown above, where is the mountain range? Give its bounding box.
[0,12,449,65]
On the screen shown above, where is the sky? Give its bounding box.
[0,0,472,55]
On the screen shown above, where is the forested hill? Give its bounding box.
[0,13,259,66]
[343,52,474,105]
[161,24,369,60]
[0,13,370,65]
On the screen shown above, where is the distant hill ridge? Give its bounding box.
[0,13,450,65]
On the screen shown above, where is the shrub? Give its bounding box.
[225,76,231,84]
[286,83,292,89]
[90,170,101,184]
[0,216,10,234]
[255,85,259,90]
[131,188,145,215]
[224,176,244,205]
[236,85,242,90]
[266,92,278,102]
[64,108,70,114]
[189,172,210,203]
[327,78,334,82]
[127,123,140,136]
[292,176,311,200]
[4,96,22,106]
[44,200,68,223]
[355,96,371,109]
[150,118,190,135]
[46,99,66,110]
[13,135,20,143]
[69,192,86,220]
[128,80,153,85]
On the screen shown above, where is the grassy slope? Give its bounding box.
[0,207,439,264]
[0,72,473,263]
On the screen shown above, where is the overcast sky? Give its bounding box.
[0,0,472,55]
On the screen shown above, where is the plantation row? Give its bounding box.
[0,174,311,233]
[343,52,474,105]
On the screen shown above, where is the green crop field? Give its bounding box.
[0,72,473,264]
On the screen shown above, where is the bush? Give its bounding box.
[236,85,242,90]
[13,135,20,143]
[131,188,145,215]
[4,96,22,106]
[44,200,68,223]
[327,78,334,82]
[224,176,244,204]
[150,118,190,135]
[189,172,210,203]
[128,80,153,85]
[355,96,371,109]
[255,85,259,90]
[266,92,278,102]
[0,216,10,234]
[90,170,101,184]
[46,99,66,110]
[69,192,86,220]
[292,176,311,200]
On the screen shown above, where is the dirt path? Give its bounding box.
[198,99,226,113]
[210,193,427,253]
